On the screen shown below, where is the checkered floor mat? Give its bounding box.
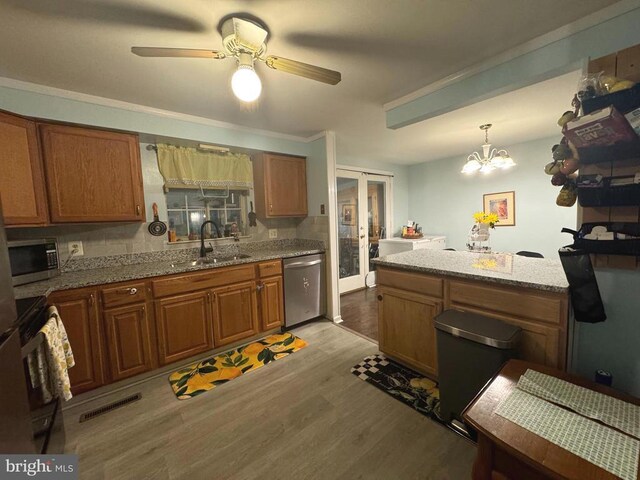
[351,354,442,421]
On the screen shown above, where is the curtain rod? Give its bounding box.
[146,143,231,154]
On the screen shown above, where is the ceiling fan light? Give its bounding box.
[461,159,481,174]
[231,65,262,102]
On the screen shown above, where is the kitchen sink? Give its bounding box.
[168,254,251,268]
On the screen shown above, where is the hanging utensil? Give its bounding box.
[248,201,257,227]
[148,203,168,236]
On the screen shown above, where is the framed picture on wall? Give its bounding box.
[342,204,356,225]
[483,191,515,226]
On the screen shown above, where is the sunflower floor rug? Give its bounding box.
[351,354,443,423]
[169,332,307,400]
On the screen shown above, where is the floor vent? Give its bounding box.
[79,393,142,423]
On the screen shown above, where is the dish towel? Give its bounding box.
[27,307,75,402]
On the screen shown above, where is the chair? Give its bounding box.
[443,248,456,251]
[516,251,544,258]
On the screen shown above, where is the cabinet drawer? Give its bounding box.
[258,260,282,278]
[152,264,256,298]
[449,280,567,325]
[101,282,147,308]
[377,267,443,298]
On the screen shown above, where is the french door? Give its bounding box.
[336,169,391,294]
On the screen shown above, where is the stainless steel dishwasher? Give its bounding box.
[283,253,326,328]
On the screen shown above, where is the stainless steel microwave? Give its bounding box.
[7,239,60,286]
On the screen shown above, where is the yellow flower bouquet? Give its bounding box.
[473,211,499,228]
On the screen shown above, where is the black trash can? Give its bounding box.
[435,309,521,426]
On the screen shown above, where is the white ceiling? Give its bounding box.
[0,0,619,165]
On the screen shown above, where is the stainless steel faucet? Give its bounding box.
[199,220,222,258]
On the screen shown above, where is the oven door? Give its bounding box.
[0,330,36,453]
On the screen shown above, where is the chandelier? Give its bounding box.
[461,124,516,174]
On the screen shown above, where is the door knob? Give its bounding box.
[360,234,365,239]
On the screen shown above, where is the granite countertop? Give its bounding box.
[373,249,569,293]
[14,242,324,299]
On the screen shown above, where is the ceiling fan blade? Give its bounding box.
[264,56,341,85]
[131,47,226,59]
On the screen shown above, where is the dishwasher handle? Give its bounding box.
[284,259,323,269]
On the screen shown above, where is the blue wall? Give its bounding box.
[407,136,640,395]
[0,84,311,156]
[575,269,640,396]
[407,136,576,257]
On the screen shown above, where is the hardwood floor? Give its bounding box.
[63,321,474,480]
[340,287,379,341]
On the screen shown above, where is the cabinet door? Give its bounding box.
[264,154,307,217]
[103,303,154,381]
[211,281,259,347]
[48,289,105,395]
[39,124,145,223]
[449,304,564,369]
[259,276,284,331]
[378,286,442,378]
[155,291,213,366]
[0,111,48,225]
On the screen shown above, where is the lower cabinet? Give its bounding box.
[46,260,287,394]
[259,277,284,330]
[155,291,213,366]
[378,286,442,378]
[102,303,155,381]
[211,281,259,347]
[48,288,105,395]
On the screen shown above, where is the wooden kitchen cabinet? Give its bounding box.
[258,276,284,331]
[102,303,155,382]
[377,266,569,378]
[253,153,307,218]
[211,281,259,347]
[0,111,49,226]
[378,286,442,377]
[155,291,213,366]
[39,123,145,223]
[48,288,106,395]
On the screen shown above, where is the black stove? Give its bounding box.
[15,295,48,345]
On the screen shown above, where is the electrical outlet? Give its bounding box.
[69,240,84,256]
[268,229,278,239]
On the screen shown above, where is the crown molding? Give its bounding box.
[0,76,321,143]
[384,0,640,112]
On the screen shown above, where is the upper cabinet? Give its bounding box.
[253,153,308,218]
[39,124,145,223]
[0,111,49,226]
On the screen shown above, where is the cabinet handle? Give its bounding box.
[136,205,141,216]
[256,283,264,292]
[207,292,212,303]
[120,287,137,295]
[142,305,145,313]
[377,295,383,301]
[89,294,94,306]
[269,204,273,211]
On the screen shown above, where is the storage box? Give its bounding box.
[563,106,638,148]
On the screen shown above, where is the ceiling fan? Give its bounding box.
[131,16,342,102]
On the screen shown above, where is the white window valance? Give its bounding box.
[156,144,253,190]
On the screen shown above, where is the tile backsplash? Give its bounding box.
[6,216,306,261]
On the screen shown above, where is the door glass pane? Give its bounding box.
[337,177,360,279]
[367,180,386,272]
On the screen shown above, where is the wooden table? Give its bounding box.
[463,359,640,480]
